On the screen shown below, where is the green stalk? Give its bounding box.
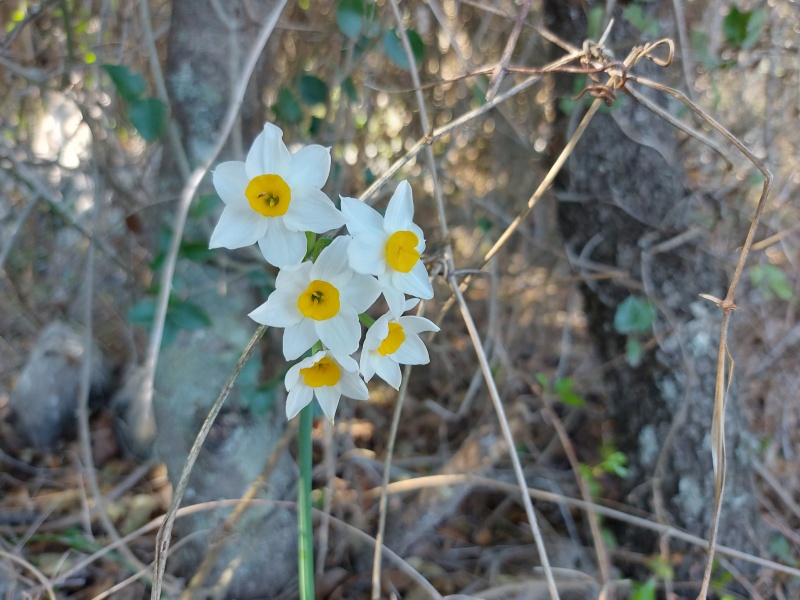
[298,404,314,599]
[298,340,322,598]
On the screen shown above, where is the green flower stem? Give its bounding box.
[298,340,322,599]
[298,405,314,599]
[359,313,376,327]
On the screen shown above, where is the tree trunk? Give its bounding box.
[150,1,297,596]
[544,0,762,587]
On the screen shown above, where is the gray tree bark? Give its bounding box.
[149,1,297,596]
[545,0,763,588]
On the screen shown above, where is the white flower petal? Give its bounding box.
[283,318,319,361]
[257,219,308,268]
[384,180,414,230]
[329,350,359,373]
[340,273,382,313]
[314,386,341,421]
[399,315,440,335]
[287,145,331,189]
[380,283,405,318]
[393,261,434,299]
[348,231,387,275]
[285,361,304,390]
[341,196,384,236]
[248,289,302,327]
[283,185,345,233]
[392,333,429,365]
[275,262,313,295]
[360,351,376,382]
[246,123,291,178]
[362,315,389,353]
[212,161,249,209]
[316,305,360,356]
[311,236,351,282]
[374,356,402,389]
[209,207,267,249]
[286,385,314,420]
[403,298,420,313]
[339,370,370,400]
[408,222,426,253]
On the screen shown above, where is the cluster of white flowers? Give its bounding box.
[210,124,439,421]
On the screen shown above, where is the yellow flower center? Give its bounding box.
[300,356,341,387]
[377,322,405,356]
[385,230,420,273]
[298,280,340,320]
[246,174,291,217]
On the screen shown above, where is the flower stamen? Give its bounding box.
[300,356,340,387]
[246,174,291,217]
[298,280,340,320]
[385,230,420,273]
[377,322,406,356]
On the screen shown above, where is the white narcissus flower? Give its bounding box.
[340,181,433,316]
[360,303,439,389]
[209,123,344,268]
[285,349,369,421]
[248,236,381,360]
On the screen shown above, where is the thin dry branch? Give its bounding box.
[366,474,800,580]
[0,549,56,599]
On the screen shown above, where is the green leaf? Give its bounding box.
[311,237,334,261]
[614,296,655,335]
[336,0,376,40]
[129,97,167,141]
[168,299,211,330]
[554,378,585,407]
[476,216,492,233]
[723,7,748,46]
[128,296,210,338]
[631,578,656,600]
[305,232,317,260]
[535,373,549,389]
[578,464,601,498]
[471,74,489,106]
[342,77,360,103]
[626,337,643,367]
[382,28,425,70]
[691,31,724,70]
[299,75,329,106]
[586,6,605,41]
[646,556,674,581]
[272,88,302,124]
[622,5,659,37]
[127,298,156,326]
[180,241,213,263]
[742,8,766,50]
[308,116,323,136]
[751,264,793,301]
[102,64,146,102]
[600,450,630,478]
[723,7,765,50]
[191,194,220,219]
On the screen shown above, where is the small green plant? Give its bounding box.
[614,295,656,367]
[623,3,659,38]
[579,444,630,498]
[750,263,793,302]
[102,64,167,142]
[630,578,656,600]
[536,373,585,407]
[723,6,766,51]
